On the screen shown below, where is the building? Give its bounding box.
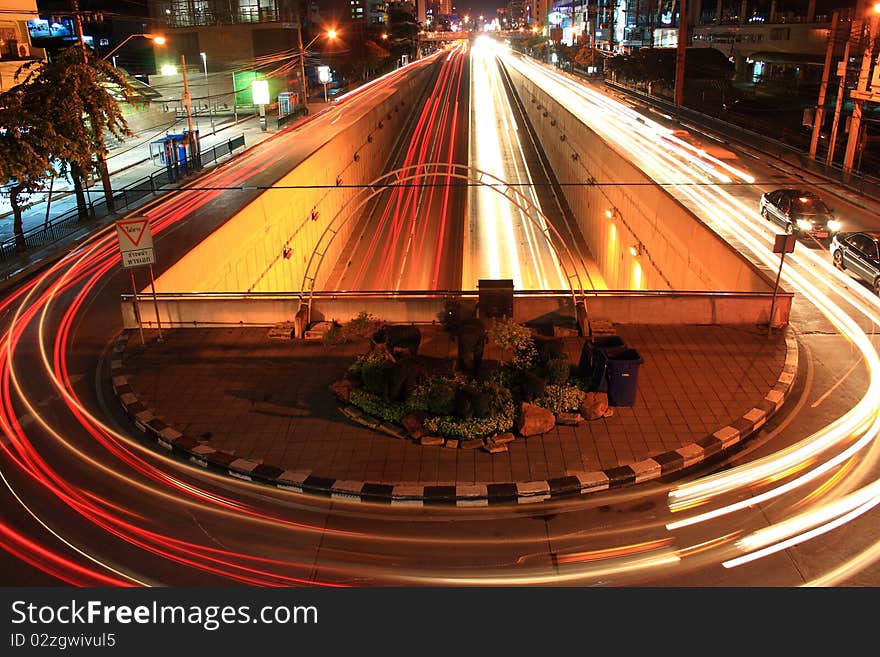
[0,0,45,92]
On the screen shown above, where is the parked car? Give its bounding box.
[830,230,880,295]
[759,189,842,241]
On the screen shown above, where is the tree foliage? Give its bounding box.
[0,46,135,245]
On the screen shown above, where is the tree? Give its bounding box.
[13,46,135,218]
[0,76,83,250]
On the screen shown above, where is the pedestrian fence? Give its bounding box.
[0,134,246,264]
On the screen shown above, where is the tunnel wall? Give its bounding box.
[503,63,774,293]
[153,65,435,295]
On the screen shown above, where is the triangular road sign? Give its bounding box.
[116,217,152,249]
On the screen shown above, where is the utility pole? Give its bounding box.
[810,10,840,159]
[180,54,200,171]
[674,0,688,108]
[295,6,309,114]
[828,20,859,167]
[70,0,116,213]
[843,8,880,174]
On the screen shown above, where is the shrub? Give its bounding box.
[354,350,393,396]
[546,358,571,386]
[423,401,516,439]
[349,388,406,423]
[488,316,533,365]
[533,384,586,414]
[323,311,384,345]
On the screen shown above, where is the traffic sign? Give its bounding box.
[116,216,155,269]
[773,233,796,254]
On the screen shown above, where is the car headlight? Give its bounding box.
[827,219,842,232]
[797,219,813,231]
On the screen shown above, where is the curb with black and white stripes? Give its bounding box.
[110,330,799,505]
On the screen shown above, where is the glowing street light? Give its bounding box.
[102,33,165,62]
[298,29,338,111]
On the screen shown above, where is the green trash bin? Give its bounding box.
[606,349,643,406]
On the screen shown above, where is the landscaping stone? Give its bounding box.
[492,432,515,444]
[420,436,445,446]
[580,391,609,421]
[445,439,459,449]
[556,412,582,426]
[330,379,355,403]
[379,422,407,439]
[401,411,428,439]
[267,322,296,340]
[484,442,509,454]
[515,402,556,436]
[460,438,484,450]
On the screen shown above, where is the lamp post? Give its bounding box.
[296,29,338,114]
[200,51,215,134]
[101,33,165,61]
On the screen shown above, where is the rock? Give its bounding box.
[330,379,355,403]
[445,439,459,449]
[556,412,582,426]
[484,442,508,454]
[515,402,556,436]
[492,432,515,444]
[304,321,334,340]
[460,438,484,450]
[267,322,296,340]
[401,411,428,439]
[420,436,445,446]
[580,391,609,421]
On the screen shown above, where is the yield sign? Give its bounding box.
[115,216,155,269]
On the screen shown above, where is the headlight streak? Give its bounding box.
[723,481,880,570]
[468,38,569,291]
[499,50,880,570]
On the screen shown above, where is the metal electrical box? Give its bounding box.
[478,279,514,318]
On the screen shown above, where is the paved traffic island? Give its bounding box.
[108,322,797,504]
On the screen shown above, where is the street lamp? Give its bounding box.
[297,29,338,113]
[102,33,165,62]
[200,51,215,134]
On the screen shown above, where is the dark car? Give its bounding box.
[759,189,842,241]
[830,231,880,295]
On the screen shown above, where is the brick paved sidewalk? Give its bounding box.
[117,323,794,488]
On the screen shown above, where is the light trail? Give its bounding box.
[467,37,567,290]
[497,49,880,573]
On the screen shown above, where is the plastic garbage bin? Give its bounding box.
[606,349,644,406]
[581,336,627,390]
[578,335,625,375]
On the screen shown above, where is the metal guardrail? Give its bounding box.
[0,134,247,263]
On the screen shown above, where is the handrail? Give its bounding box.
[0,133,247,266]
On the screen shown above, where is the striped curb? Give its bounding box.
[109,330,799,505]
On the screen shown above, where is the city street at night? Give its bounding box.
[3,4,880,649]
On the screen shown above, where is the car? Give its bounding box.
[830,230,880,295]
[759,188,842,241]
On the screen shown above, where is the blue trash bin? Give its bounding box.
[583,336,627,390]
[606,349,644,406]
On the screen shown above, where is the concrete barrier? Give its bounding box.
[120,289,792,330]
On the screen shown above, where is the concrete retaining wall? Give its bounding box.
[503,61,774,294]
[120,290,792,330]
